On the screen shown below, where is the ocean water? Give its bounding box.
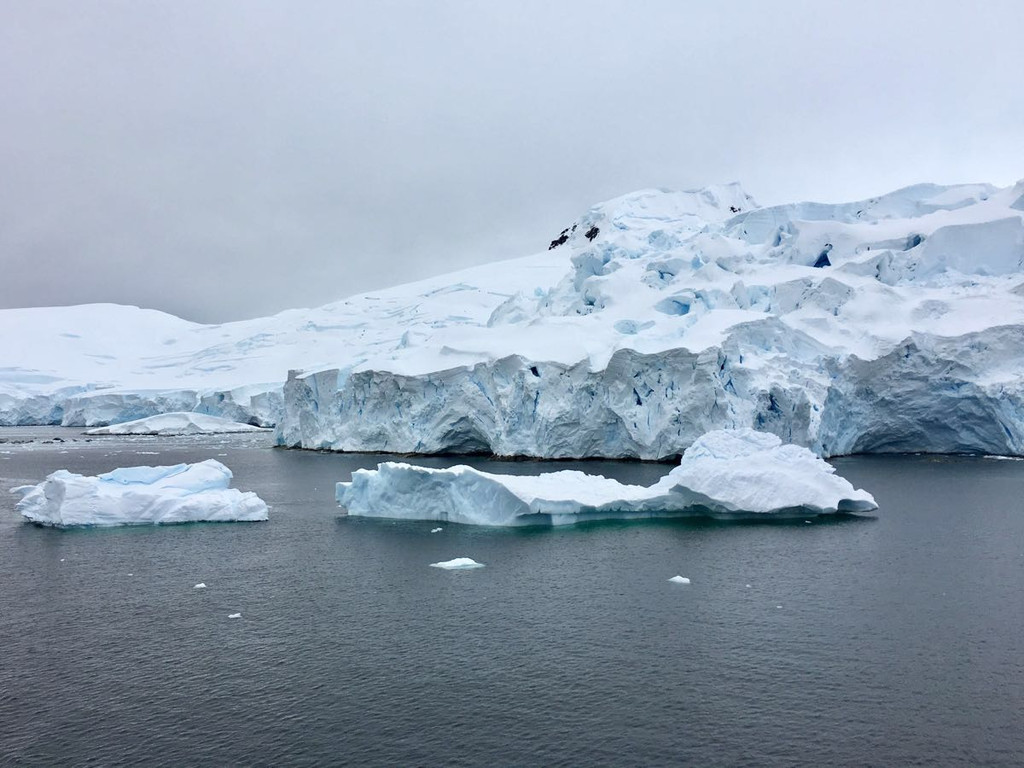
[1,428,1022,767]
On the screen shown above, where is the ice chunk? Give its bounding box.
[336,429,878,526]
[194,583,207,589]
[668,575,691,584]
[228,613,242,619]
[11,459,269,527]
[86,412,268,436]
[430,527,443,533]
[429,557,485,569]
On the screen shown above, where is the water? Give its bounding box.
[1,429,1023,766]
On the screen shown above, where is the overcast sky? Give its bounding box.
[2,1,1021,322]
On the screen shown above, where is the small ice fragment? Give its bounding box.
[776,605,783,609]
[194,583,207,589]
[228,613,242,619]
[668,575,691,584]
[745,584,751,588]
[430,557,484,569]
[804,520,812,524]
[60,558,65,562]
[430,527,443,533]
[127,573,133,577]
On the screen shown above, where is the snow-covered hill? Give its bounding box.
[4,179,1024,458]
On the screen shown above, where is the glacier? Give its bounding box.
[282,180,1024,459]
[336,429,877,526]
[3,179,1023,459]
[11,459,269,527]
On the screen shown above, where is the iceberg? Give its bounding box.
[11,459,269,527]
[668,576,691,584]
[85,412,269,436]
[337,429,877,527]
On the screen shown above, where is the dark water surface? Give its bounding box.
[1,429,1022,766]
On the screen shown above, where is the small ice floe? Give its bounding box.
[194,583,207,589]
[85,412,268,436]
[668,575,691,585]
[59,558,65,562]
[430,557,484,570]
[228,613,242,619]
[745,584,752,588]
[430,527,443,533]
[776,605,783,609]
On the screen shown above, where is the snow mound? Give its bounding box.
[336,429,877,526]
[11,459,269,527]
[85,412,267,436]
[429,557,485,569]
[668,576,691,584]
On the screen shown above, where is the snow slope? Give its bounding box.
[0,253,566,427]
[3,179,1023,458]
[12,459,268,527]
[337,429,877,526]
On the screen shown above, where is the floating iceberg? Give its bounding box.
[668,576,691,584]
[337,429,877,526]
[11,459,269,527]
[430,557,485,569]
[85,412,268,436]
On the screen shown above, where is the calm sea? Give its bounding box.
[1,428,1022,767]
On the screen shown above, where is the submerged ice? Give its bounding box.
[336,429,877,527]
[12,459,269,527]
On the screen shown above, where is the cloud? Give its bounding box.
[1,0,1021,321]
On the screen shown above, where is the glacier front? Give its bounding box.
[336,429,877,526]
[12,459,269,527]
[4,179,1023,460]
[283,180,1024,459]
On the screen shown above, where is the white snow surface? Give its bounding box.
[337,429,877,526]
[11,459,269,527]
[85,412,267,436]
[4,179,1024,458]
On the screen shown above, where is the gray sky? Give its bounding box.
[2,1,1022,322]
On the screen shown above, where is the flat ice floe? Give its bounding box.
[337,429,877,526]
[12,459,269,527]
[85,412,267,436]
[430,557,485,569]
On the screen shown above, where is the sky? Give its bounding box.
[1,1,1022,323]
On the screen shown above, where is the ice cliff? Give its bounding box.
[3,180,1023,458]
[337,429,878,526]
[282,181,1024,458]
